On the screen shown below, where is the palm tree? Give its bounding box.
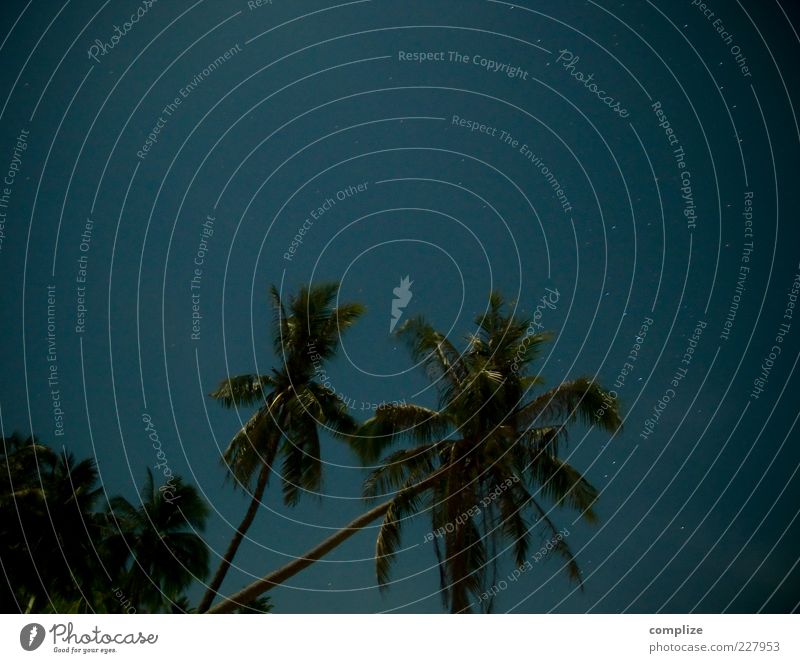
[206,291,621,613]
[197,283,364,612]
[356,293,621,612]
[1,434,211,613]
[41,451,109,609]
[1,433,57,611]
[105,469,209,612]
[1,437,110,612]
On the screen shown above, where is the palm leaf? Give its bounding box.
[517,378,622,433]
[353,403,450,463]
[363,444,439,497]
[527,451,599,522]
[528,493,583,586]
[280,415,321,506]
[209,374,276,408]
[269,285,290,358]
[375,477,427,587]
[396,316,468,388]
[495,483,531,568]
[222,404,283,489]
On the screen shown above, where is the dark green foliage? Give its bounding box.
[211,282,365,500]
[198,282,364,612]
[0,434,209,613]
[355,291,622,612]
[105,469,209,612]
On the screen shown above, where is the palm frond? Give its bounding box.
[516,425,566,460]
[209,374,276,409]
[517,377,622,433]
[363,444,439,498]
[280,416,321,506]
[305,381,358,438]
[272,282,364,373]
[451,516,487,612]
[221,405,283,489]
[269,285,290,358]
[375,475,429,587]
[528,452,599,522]
[353,403,450,463]
[396,316,468,388]
[474,290,508,337]
[495,486,531,568]
[528,493,583,586]
[505,331,552,372]
[320,301,366,343]
[290,282,339,359]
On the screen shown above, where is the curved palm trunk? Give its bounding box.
[206,468,449,614]
[198,463,271,613]
[206,499,393,614]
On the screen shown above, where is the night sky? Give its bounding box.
[1,0,799,613]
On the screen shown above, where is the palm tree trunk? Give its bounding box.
[206,468,449,614]
[206,499,392,614]
[198,462,271,613]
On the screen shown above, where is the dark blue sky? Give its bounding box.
[1,0,799,613]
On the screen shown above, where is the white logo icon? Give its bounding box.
[20,623,45,651]
[390,276,413,332]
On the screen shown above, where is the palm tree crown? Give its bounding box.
[198,282,364,612]
[355,292,622,613]
[213,283,364,503]
[105,469,209,612]
[1,435,208,613]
